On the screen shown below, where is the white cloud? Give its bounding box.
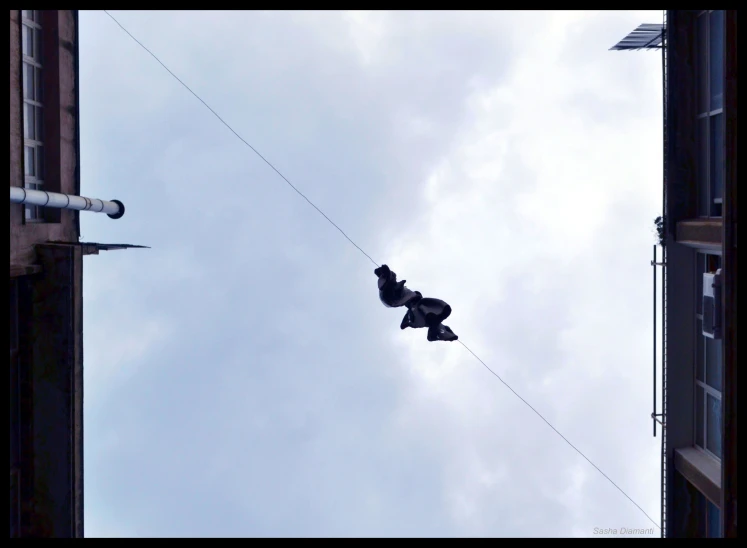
[381,9,663,536]
[81,9,664,538]
[84,313,173,399]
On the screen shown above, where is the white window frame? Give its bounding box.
[694,250,723,462]
[695,10,725,219]
[21,10,44,222]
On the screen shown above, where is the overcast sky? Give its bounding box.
[79,10,665,538]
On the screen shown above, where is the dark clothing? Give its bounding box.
[374,264,458,342]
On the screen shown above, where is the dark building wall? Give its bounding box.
[663,242,698,538]
[664,9,737,539]
[665,11,698,236]
[9,9,83,538]
[720,9,737,539]
[664,15,699,536]
[28,244,83,537]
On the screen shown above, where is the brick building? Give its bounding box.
[10,10,137,537]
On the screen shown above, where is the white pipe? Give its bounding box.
[10,186,125,219]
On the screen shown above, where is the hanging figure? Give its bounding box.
[374,264,458,342]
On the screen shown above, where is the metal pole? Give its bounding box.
[10,187,125,219]
[653,244,657,437]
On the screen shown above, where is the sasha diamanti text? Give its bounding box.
[593,527,656,535]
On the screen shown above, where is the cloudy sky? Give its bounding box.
[79,10,665,538]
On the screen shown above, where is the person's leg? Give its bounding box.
[427,324,458,342]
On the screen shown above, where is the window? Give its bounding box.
[696,10,725,218]
[696,489,722,537]
[673,470,722,537]
[695,252,722,460]
[21,10,45,222]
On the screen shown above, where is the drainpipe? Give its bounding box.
[10,187,125,219]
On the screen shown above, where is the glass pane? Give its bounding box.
[35,105,43,142]
[23,63,33,100]
[24,146,35,177]
[25,205,40,220]
[697,254,705,314]
[710,113,724,216]
[35,66,43,102]
[675,472,709,537]
[705,337,722,391]
[695,385,705,448]
[697,117,709,215]
[696,325,705,382]
[707,499,722,537]
[706,393,722,458]
[697,14,708,114]
[24,103,35,140]
[22,25,32,57]
[710,10,724,111]
[33,28,42,62]
[36,145,44,180]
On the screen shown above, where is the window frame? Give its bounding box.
[695,10,725,219]
[693,251,723,462]
[21,10,45,223]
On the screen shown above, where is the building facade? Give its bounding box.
[661,9,737,538]
[612,9,737,539]
[10,9,84,538]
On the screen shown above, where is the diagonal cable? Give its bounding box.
[103,10,379,268]
[103,10,660,532]
[457,339,661,531]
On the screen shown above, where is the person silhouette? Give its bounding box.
[374,264,458,342]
